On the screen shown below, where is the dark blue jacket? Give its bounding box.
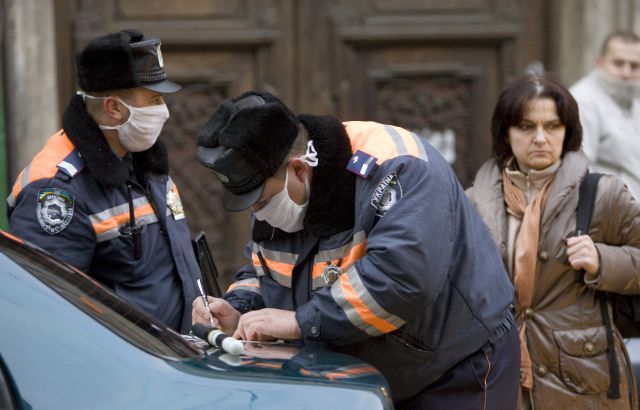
[7,95,202,333]
[224,116,514,401]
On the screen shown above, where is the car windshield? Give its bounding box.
[0,232,202,360]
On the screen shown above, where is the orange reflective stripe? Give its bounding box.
[10,168,26,199]
[92,203,155,235]
[252,254,294,278]
[346,121,398,163]
[228,282,260,291]
[28,131,75,182]
[338,274,398,334]
[11,131,75,199]
[345,121,425,163]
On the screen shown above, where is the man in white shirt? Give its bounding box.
[570,31,640,198]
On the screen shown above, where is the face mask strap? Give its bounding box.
[298,140,319,167]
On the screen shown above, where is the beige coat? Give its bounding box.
[467,151,640,409]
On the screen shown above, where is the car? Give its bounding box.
[0,231,392,409]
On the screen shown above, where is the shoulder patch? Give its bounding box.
[36,188,75,234]
[370,172,402,217]
[347,150,377,179]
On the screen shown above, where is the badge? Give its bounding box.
[323,263,342,286]
[167,190,185,220]
[36,188,75,234]
[370,172,403,217]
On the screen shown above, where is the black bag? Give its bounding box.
[577,173,640,338]
[576,172,640,399]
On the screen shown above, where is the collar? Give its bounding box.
[252,114,356,242]
[61,94,169,187]
[505,157,561,200]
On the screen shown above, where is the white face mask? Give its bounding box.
[79,92,169,152]
[254,170,310,233]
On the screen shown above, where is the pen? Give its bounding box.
[197,278,215,327]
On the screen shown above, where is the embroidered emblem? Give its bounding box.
[36,188,75,234]
[370,172,403,217]
[167,190,185,220]
[323,263,342,286]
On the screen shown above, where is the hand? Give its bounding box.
[233,309,302,341]
[191,297,241,334]
[566,235,600,275]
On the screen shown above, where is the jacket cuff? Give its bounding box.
[296,302,321,339]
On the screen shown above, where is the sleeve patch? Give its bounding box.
[36,188,75,234]
[370,172,402,217]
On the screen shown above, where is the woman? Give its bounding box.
[467,73,640,409]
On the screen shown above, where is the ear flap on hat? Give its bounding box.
[197,100,238,147]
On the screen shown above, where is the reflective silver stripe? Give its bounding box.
[228,278,261,295]
[6,193,15,208]
[254,262,265,277]
[313,230,367,263]
[252,243,298,265]
[57,160,79,176]
[409,131,429,161]
[7,165,31,208]
[96,228,121,242]
[331,265,406,336]
[89,196,150,225]
[20,164,31,189]
[384,124,409,156]
[268,270,292,288]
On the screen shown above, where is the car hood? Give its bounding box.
[182,337,390,394]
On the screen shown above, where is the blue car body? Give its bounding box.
[0,232,392,409]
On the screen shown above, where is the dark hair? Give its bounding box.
[600,30,640,56]
[491,73,582,168]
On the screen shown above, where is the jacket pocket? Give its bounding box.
[553,326,610,394]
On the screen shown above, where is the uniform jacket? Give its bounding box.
[224,115,515,401]
[7,94,202,333]
[467,151,640,409]
[570,70,640,199]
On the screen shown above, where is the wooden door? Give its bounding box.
[63,0,547,286]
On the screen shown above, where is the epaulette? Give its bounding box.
[346,150,377,179]
[56,150,86,179]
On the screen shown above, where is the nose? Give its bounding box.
[532,127,545,144]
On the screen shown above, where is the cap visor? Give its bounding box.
[223,184,265,212]
[142,79,182,93]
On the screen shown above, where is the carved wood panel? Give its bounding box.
[61,0,547,286]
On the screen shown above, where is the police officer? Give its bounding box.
[192,91,520,408]
[8,29,202,333]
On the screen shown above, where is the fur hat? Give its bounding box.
[76,29,180,93]
[197,91,300,211]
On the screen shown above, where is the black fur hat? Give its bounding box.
[197,91,300,211]
[76,29,180,93]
